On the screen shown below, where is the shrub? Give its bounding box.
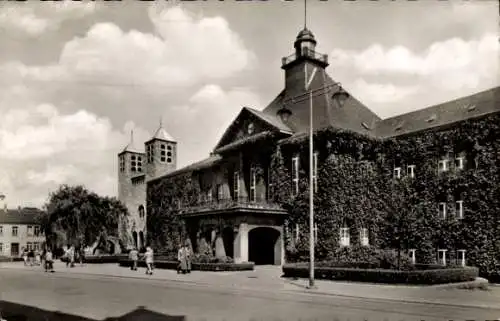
[81,255,128,264]
[118,259,252,271]
[282,264,478,285]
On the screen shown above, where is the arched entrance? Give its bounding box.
[132,231,138,249]
[248,227,280,265]
[222,227,234,258]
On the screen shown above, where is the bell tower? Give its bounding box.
[145,120,177,181]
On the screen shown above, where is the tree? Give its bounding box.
[37,185,129,251]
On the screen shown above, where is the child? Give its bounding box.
[144,247,154,275]
[129,247,139,271]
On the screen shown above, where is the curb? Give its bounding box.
[2,265,500,311]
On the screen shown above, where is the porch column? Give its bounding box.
[273,227,284,266]
[233,223,248,263]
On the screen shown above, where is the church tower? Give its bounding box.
[118,131,147,250]
[145,121,177,181]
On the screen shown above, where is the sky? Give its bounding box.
[0,0,498,208]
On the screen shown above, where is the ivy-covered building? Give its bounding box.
[145,27,500,270]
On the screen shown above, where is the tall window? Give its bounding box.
[147,144,155,164]
[408,249,416,265]
[438,159,449,173]
[233,172,240,200]
[407,165,416,178]
[249,165,257,202]
[437,249,447,265]
[393,167,401,179]
[12,226,18,237]
[295,224,300,243]
[34,225,40,236]
[455,156,464,170]
[217,184,224,201]
[0,226,3,236]
[0,243,3,254]
[455,200,464,219]
[119,156,125,172]
[457,249,466,267]
[160,144,166,163]
[207,189,213,203]
[131,155,137,172]
[339,228,350,247]
[438,202,447,219]
[291,156,299,196]
[138,205,145,219]
[267,167,274,201]
[359,228,369,246]
[27,225,33,237]
[312,152,318,193]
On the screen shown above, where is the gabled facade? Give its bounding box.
[143,27,500,268]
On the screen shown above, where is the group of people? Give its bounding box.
[62,245,86,268]
[128,246,155,275]
[127,243,192,275]
[22,248,41,266]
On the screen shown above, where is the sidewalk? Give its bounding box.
[2,261,500,310]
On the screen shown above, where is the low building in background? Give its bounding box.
[0,196,45,257]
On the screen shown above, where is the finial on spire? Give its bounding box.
[159,117,163,128]
[130,129,134,143]
[304,0,307,29]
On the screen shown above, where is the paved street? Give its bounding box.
[1,266,500,321]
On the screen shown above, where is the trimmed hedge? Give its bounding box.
[282,263,478,285]
[118,259,254,272]
[61,255,128,264]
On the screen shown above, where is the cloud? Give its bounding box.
[0,103,154,208]
[0,6,259,207]
[331,33,498,89]
[330,33,499,117]
[0,2,96,36]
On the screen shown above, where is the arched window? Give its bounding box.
[138,205,145,218]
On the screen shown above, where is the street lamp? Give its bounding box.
[280,68,349,289]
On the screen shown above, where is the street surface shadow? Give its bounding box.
[0,301,185,321]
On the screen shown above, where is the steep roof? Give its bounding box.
[150,126,176,142]
[261,68,381,137]
[374,86,500,138]
[148,154,223,183]
[119,131,144,154]
[0,207,44,224]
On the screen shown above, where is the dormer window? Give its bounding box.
[438,159,449,172]
[393,167,401,179]
[407,165,415,178]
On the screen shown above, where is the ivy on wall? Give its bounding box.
[274,113,500,274]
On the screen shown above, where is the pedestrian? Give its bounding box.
[41,248,46,270]
[79,245,85,266]
[28,249,35,266]
[129,247,139,271]
[35,249,41,266]
[22,248,28,266]
[177,244,187,274]
[144,246,154,275]
[45,249,54,273]
[185,243,192,274]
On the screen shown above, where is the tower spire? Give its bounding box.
[304,0,307,29]
[159,117,163,128]
[130,129,134,143]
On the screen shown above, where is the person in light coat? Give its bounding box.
[144,246,154,275]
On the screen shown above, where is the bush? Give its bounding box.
[192,254,234,264]
[118,259,253,272]
[282,263,478,284]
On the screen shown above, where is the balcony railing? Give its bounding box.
[178,196,285,216]
[282,48,328,66]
